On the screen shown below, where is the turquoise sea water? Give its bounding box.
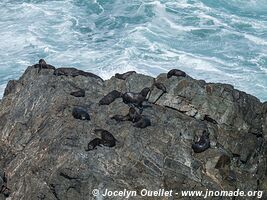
[0,0,267,100]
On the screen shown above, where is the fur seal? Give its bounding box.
[167,69,186,78]
[72,107,90,120]
[133,117,151,128]
[111,107,142,122]
[154,82,167,93]
[54,67,104,81]
[122,88,151,108]
[34,59,56,73]
[94,129,117,147]
[85,138,102,151]
[99,90,122,105]
[70,89,85,97]
[115,71,136,80]
[192,130,210,153]
[152,82,167,104]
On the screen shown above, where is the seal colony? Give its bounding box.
[32,59,212,153]
[1,58,265,199]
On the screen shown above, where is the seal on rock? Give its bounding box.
[192,130,210,153]
[111,107,142,123]
[94,129,117,147]
[115,71,136,80]
[34,59,56,73]
[167,69,186,78]
[85,138,103,151]
[154,82,167,93]
[99,90,122,105]
[72,107,90,120]
[54,67,104,81]
[70,89,85,97]
[152,82,167,104]
[133,117,151,128]
[122,88,151,108]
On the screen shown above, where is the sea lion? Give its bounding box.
[99,90,122,105]
[133,117,151,128]
[85,138,103,151]
[34,59,56,73]
[115,71,136,80]
[72,107,90,120]
[54,67,104,81]
[111,107,142,122]
[167,69,186,78]
[94,129,117,147]
[192,130,210,153]
[70,89,85,97]
[122,88,151,108]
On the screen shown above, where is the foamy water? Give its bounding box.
[0,0,266,100]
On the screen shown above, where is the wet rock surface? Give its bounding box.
[0,65,266,199]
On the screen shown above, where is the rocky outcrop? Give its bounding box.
[0,64,266,199]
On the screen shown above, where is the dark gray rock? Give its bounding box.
[0,65,266,199]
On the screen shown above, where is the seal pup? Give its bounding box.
[115,71,136,80]
[94,129,117,147]
[152,82,167,104]
[70,89,85,97]
[34,59,56,73]
[54,68,104,81]
[111,107,142,123]
[99,90,122,105]
[72,107,90,120]
[167,69,186,78]
[192,130,210,153]
[85,138,103,151]
[133,117,151,129]
[122,88,151,109]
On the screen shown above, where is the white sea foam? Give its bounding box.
[0,84,6,99]
[244,34,267,46]
[0,0,266,101]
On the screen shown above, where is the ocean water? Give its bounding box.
[0,0,266,100]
